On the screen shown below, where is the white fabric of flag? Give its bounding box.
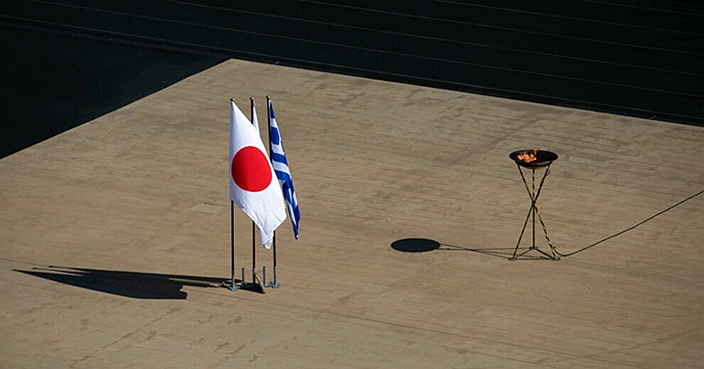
[268,100,301,239]
[229,100,286,248]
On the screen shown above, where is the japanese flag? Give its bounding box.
[229,100,286,248]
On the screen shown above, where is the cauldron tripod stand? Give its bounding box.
[509,150,559,261]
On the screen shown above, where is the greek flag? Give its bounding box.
[268,100,300,239]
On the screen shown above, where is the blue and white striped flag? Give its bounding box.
[268,99,300,239]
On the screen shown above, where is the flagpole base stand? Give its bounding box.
[263,265,281,288]
[223,280,268,293]
[221,279,242,291]
[223,267,280,292]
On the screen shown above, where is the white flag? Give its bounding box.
[229,100,286,248]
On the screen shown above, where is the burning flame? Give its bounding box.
[517,148,538,163]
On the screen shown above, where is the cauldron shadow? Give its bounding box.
[391,238,533,259]
[391,188,704,260]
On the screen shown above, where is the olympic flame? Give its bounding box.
[517,148,538,163]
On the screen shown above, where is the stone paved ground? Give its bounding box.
[1,59,703,368]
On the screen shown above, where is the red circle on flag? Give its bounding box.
[231,146,272,192]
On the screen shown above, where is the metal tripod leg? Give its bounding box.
[510,165,559,260]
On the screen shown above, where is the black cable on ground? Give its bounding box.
[556,188,704,258]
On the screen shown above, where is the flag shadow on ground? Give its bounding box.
[391,238,532,260]
[15,266,229,299]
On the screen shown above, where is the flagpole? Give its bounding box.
[230,96,283,293]
[229,98,239,291]
[252,220,256,280]
[267,96,280,288]
[228,99,237,291]
[229,200,237,291]
[250,97,259,289]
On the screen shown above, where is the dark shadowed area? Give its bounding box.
[1,0,702,159]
